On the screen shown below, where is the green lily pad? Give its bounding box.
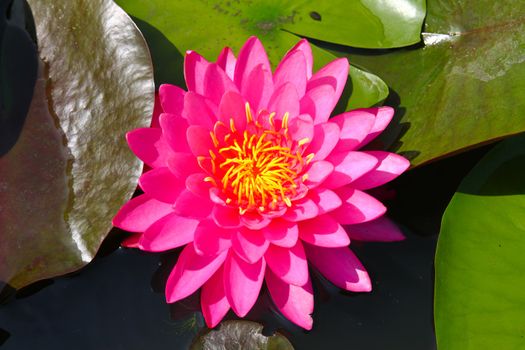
[117,0,425,51]
[0,0,154,289]
[190,320,294,350]
[117,0,393,109]
[347,0,525,166]
[435,134,525,349]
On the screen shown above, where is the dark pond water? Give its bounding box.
[0,229,437,350]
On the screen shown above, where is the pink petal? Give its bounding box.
[223,252,266,317]
[126,128,171,168]
[300,84,335,125]
[290,39,313,78]
[240,211,272,230]
[307,57,349,122]
[184,50,209,95]
[262,219,299,248]
[306,122,340,161]
[266,269,313,330]
[159,84,185,115]
[299,215,349,247]
[209,187,227,205]
[283,196,319,222]
[204,63,238,106]
[218,91,247,131]
[159,113,191,153]
[167,152,201,179]
[310,188,342,215]
[351,151,410,190]
[183,92,216,129]
[304,244,371,292]
[265,241,308,286]
[267,83,300,119]
[186,125,214,157]
[201,266,230,328]
[304,161,334,188]
[232,229,269,264]
[217,47,237,81]
[360,106,395,147]
[234,36,271,91]
[324,151,379,189]
[140,213,199,252]
[288,114,314,143]
[139,167,184,203]
[121,233,142,248]
[332,188,386,225]
[274,50,307,97]
[166,244,227,303]
[241,64,273,113]
[113,194,173,232]
[186,173,212,198]
[173,190,214,218]
[213,204,242,228]
[346,216,405,242]
[261,206,288,219]
[194,219,233,256]
[330,110,376,153]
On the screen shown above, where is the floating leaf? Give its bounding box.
[118,0,425,51]
[347,0,525,166]
[190,320,294,350]
[0,0,154,288]
[435,134,525,348]
[117,0,394,109]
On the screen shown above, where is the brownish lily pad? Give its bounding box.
[0,0,154,289]
[191,320,294,350]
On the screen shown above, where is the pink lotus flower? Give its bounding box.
[113,36,409,330]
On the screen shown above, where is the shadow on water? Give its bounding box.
[292,232,437,350]
[0,247,199,349]
[151,230,439,349]
[387,142,497,237]
[0,0,38,157]
[461,152,525,196]
[0,226,438,349]
[0,328,10,346]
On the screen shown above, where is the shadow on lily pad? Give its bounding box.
[131,16,185,88]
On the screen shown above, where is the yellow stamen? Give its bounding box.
[298,138,310,147]
[281,112,289,129]
[269,112,276,128]
[206,103,311,212]
[245,103,253,123]
[230,118,236,132]
[305,153,315,163]
[210,131,219,147]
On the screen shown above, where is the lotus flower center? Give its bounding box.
[205,104,313,214]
